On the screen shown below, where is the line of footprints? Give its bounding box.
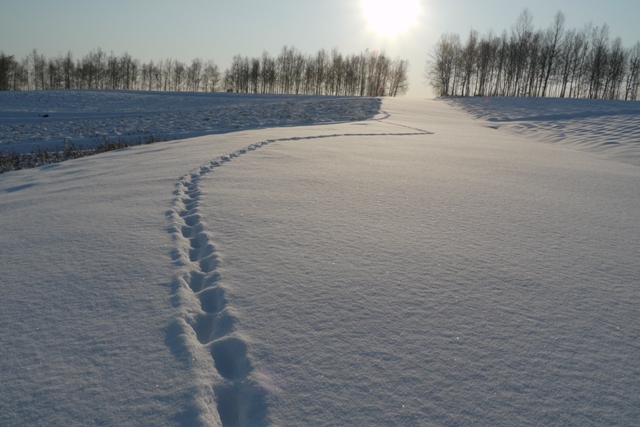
[170,143,270,427]
[168,125,433,426]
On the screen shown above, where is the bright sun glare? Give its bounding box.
[363,0,420,37]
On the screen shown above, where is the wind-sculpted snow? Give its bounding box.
[444,96,640,166]
[0,91,381,153]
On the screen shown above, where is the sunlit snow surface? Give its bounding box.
[1,92,639,427]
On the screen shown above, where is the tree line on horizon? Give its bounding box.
[425,10,640,101]
[0,46,409,97]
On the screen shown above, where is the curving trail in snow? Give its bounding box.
[165,115,433,426]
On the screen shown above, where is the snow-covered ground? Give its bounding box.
[0,91,380,153]
[1,92,639,427]
[445,96,640,167]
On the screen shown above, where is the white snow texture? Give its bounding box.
[1,91,639,427]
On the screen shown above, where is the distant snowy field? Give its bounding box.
[0,91,380,153]
[1,92,639,427]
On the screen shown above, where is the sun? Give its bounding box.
[362,0,420,37]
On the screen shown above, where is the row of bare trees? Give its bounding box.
[0,49,222,92]
[0,46,409,97]
[425,10,640,101]
[223,46,409,97]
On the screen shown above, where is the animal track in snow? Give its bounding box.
[168,148,266,427]
[193,312,235,345]
[166,120,433,426]
[373,110,433,134]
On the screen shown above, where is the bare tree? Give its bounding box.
[314,49,328,95]
[0,52,18,90]
[459,30,478,96]
[249,58,260,93]
[587,25,610,98]
[30,49,47,90]
[260,51,276,93]
[187,58,203,92]
[202,60,220,92]
[558,29,578,97]
[625,42,640,100]
[569,26,590,98]
[48,56,64,90]
[541,11,565,97]
[425,33,460,96]
[604,37,627,99]
[173,60,185,91]
[389,59,409,96]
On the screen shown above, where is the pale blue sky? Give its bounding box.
[1,0,639,97]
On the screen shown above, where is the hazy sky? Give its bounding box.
[1,0,639,98]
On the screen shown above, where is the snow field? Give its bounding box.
[0,91,381,153]
[1,92,639,426]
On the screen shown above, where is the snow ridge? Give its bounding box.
[166,122,432,426]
